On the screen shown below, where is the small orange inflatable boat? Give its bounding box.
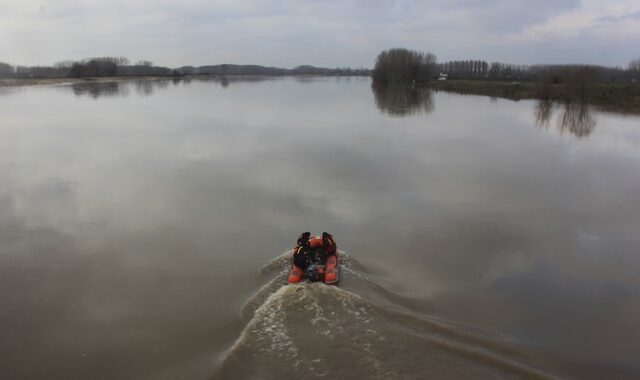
[287,235,339,285]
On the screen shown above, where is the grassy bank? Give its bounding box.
[430,79,640,113]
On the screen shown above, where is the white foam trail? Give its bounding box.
[217,251,558,380]
[239,272,288,320]
[259,250,294,275]
[224,285,301,365]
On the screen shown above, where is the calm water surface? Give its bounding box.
[1,77,639,379]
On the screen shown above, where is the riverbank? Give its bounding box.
[430,79,640,113]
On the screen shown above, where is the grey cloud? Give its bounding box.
[0,0,638,67]
[594,9,640,23]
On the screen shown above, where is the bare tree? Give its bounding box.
[0,62,13,78]
[372,48,437,84]
[535,65,599,101]
[629,58,640,81]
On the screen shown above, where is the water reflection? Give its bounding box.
[220,76,282,86]
[535,99,596,138]
[535,99,553,128]
[190,75,283,88]
[3,79,640,379]
[559,102,596,137]
[71,81,128,98]
[134,79,169,96]
[371,82,433,116]
[67,76,294,98]
[70,79,174,98]
[0,86,21,97]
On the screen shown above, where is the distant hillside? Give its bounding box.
[176,64,370,76]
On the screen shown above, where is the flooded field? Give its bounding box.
[1,77,639,379]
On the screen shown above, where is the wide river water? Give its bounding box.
[1,77,639,379]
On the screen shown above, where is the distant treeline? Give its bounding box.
[436,60,638,83]
[176,64,370,76]
[0,57,370,79]
[372,48,640,85]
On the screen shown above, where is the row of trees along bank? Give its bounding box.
[0,57,370,79]
[372,48,640,108]
[372,48,640,84]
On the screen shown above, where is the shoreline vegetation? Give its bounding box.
[372,48,640,113]
[2,52,640,112]
[0,57,370,83]
[430,79,640,113]
[0,57,371,93]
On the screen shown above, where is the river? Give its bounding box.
[1,77,639,379]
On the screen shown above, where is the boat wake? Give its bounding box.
[213,251,557,379]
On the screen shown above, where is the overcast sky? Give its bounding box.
[1,0,639,68]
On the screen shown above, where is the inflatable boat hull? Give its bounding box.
[287,252,339,285]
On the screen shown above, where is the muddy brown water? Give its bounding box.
[1,77,639,379]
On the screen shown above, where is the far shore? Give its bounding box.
[0,75,233,87]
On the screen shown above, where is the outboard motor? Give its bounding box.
[305,264,319,282]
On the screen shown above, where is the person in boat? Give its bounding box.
[293,231,311,268]
[321,231,337,260]
[293,231,337,269]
